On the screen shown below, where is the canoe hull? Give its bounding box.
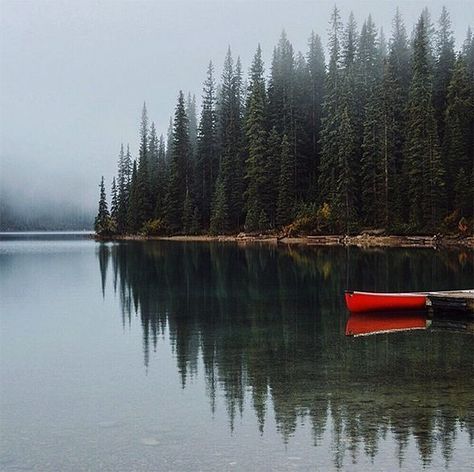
[345,291,427,313]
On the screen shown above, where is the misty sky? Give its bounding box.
[1,0,473,216]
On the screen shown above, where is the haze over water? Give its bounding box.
[0,233,473,471]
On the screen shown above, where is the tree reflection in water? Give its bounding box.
[97,241,474,469]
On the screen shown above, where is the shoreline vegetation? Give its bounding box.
[94,232,474,248]
[94,6,474,244]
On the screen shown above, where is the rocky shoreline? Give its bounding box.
[94,233,474,249]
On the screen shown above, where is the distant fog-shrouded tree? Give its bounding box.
[165,91,191,233]
[195,61,218,229]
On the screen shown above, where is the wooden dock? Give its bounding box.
[427,290,474,315]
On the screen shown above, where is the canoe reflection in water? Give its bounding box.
[346,310,474,337]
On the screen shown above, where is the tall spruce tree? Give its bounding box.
[186,93,198,157]
[319,6,343,208]
[307,32,326,199]
[127,161,142,233]
[433,6,456,144]
[404,15,445,229]
[276,135,293,227]
[110,177,118,220]
[443,56,474,214]
[136,103,153,226]
[154,134,168,219]
[95,176,111,234]
[215,48,244,230]
[245,45,269,231]
[165,91,190,232]
[116,144,129,233]
[196,61,218,229]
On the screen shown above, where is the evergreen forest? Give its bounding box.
[95,6,474,237]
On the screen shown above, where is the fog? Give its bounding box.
[1,0,472,228]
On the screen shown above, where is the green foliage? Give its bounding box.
[210,174,229,234]
[95,177,116,236]
[103,6,470,237]
[141,218,168,236]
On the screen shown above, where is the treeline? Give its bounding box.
[95,6,474,237]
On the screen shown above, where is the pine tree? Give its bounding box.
[165,91,190,232]
[264,127,281,226]
[148,121,159,202]
[95,176,113,235]
[443,56,474,212]
[186,93,198,157]
[307,32,326,199]
[196,61,218,229]
[433,6,456,144]
[215,48,244,230]
[182,190,194,234]
[319,6,343,207]
[335,80,359,232]
[404,15,445,229]
[154,134,168,219]
[136,103,153,227]
[210,173,229,234]
[126,161,141,232]
[276,135,293,227]
[110,177,118,220]
[245,45,268,232]
[116,144,129,233]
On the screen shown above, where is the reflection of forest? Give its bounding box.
[98,242,474,468]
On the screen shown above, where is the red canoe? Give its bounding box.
[345,291,427,313]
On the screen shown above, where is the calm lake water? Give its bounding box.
[0,233,473,471]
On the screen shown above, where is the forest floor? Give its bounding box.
[98,233,474,249]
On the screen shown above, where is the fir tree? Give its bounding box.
[404,15,445,229]
[307,32,326,198]
[276,135,293,227]
[210,173,229,234]
[165,91,190,232]
[116,144,129,233]
[443,56,474,210]
[215,48,244,230]
[110,177,118,220]
[95,176,113,235]
[196,61,218,229]
[186,93,198,157]
[127,161,141,233]
[319,6,343,206]
[245,45,268,232]
[154,134,168,218]
[434,6,456,144]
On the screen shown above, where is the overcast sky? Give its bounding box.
[1,0,473,216]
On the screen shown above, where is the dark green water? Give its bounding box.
[1,233,473,471]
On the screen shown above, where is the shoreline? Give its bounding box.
[94,233,474,249]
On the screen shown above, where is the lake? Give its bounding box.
[0,233,473,471]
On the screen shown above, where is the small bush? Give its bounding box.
[141,218,169,236]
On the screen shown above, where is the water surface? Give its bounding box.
[1,233,473,471]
